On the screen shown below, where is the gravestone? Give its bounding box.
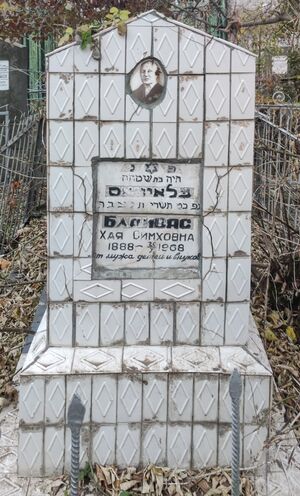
[18,10,272,476]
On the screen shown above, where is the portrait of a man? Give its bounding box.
[129,58,165,107]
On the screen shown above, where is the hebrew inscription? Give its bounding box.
[93,161,201,278]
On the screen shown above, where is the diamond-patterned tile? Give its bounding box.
[193,425,217,467]
[75,121,98,167]
[219,374,244,423]
[179,123,203,159]
[172,346,220,373]
[167,425,191,469]
[0,475,28,494]
[48,258,73,301]
[218,425,242,466]
[225,302,249,345]
[66,377,91,423]
[220,347,271,376]
[116,424,140,468]
[150,304,173,344]
[18,429,43,476]
[92,376,117,423]
[194,375,219,421]
[152,124,176,159]
[74,167,93,213]
[100,123,124,158]
[93,426,115,466]
[74,213,93,258]
[176,303,200,345]
[101,29,125,73]
[126,123,149,159]
[100,303,124,345]
[203,167,228,211]
[76,303,99,347]
[204,122,229,166]
[48,46,73,72]
[73,348,122,374]
[19,379,44,424]
[74,280,121,302]
[206,75,229,120]
[125,304,149,344]
[179,76,204,121]
[228,213,251,257]
[179,29,204,74]
[143,374,167,422]
[24,348,73,375]
[44,427,64,474]
[49,74,73,120]
[49,303,72,346]
[49,213,73,256]
[122,280,153,301]
[229,167,252,211]
[143,424,166,465]
[75,74,99,119]
[232,74,255,119]
[232,49,256,73]
[100,75,125,120]
[202,258,226,301]
[118,377,142,422]
[169,375,193,421]
[49,166,73,211]
[244,376,270,423]
[227,257,251,301]
[201,302,224,345]
[155,279,200,301]
[124,346,171,373]
[244,425,268,465]
[126,25,151,72]
[49,121,73,164]
[154,27,178,72]
[230,121,254,165]
[74,45,99,72]
[202,213,227,257]
[126,95,149,121]
[45,377,65,424]
[153,77,177,122]
[206,38,230,73]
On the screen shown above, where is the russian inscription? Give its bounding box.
[93,161,202,278]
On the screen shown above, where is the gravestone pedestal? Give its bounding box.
[18,10,272,476]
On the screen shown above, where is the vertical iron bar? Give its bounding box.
[67,394,86,496]
[229,368,242,496]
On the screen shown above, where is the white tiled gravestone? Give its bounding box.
[18,10,272,476]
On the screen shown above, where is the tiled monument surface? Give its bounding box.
[18,10,272,476]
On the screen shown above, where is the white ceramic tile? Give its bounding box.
[178,123,203,159]
[155,279,201,301]
[203,167,228,211]
[220,347,271,376]
[126,95,149,121]
[45,377,66,424]
[205,75,230,121]
[74,167,93,212]
[230,121,254,165]
[153,76,177,122]
[122,280,154,301]
[92,376,117,423]
[74,121,98,167]
[74,213,93,258]
[93,426,116,465]
[179,28,204,74]
[176,303,200,345]
[64,426,89,472]
[49,121,73,165]
[154,26,178,72]
[169,375,193,422]
[167,425,191,469]
[150,303,173,344]
[100,122,125,159]
[19,379,44,424]
[232,49,256,73]
[49,213,73,256]
[73,258,92,281]
[100,75,125,121]
[172,346,221,373]
[100,29,125,73]
[23,348,74,375]
[179,76,204,122]
[48,46,74,72]
[204,122,229,166]
[142,424,167,465]
[124,346,171,373]
[228,213,251,257]
[48,258,73,301]
[244,376,270,423]
[201,302,224,345]
[231,74,255,120]
[44,427,64,474]
[74,45,99,72]
[143,374,167,422]
[74,74,99,119]
[72,348,122,374]
[116,424,141,468]
[18,430,43,477]
[219,375,244,423]
[202,213,227,257]
[0,447,17,474]
[206,38,230,73]
[76,303,99,346]
[49,166,73,211]
[125,304,149,344]
[118,376,142,422]
[126,25,152,72]
[218,425,242,466]
[193,424,217,467]
[126,123,150,159]
[227,257,251,301]
[152,123,176,159]
[202,258,226,301]
[66,377,91,424]
[100,303,124,345]
[74,280,121,302]
[228,167,253,211]
[194,375,219,421]
[225,302,249,345]
[49,303,73,346]
[244,425,268,465]
[49,74,73,120]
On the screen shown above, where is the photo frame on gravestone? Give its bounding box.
[92,159,202,280]
[128,57,167,109]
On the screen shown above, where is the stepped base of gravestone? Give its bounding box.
[18,315,272,477]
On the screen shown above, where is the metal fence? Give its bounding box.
[0,112,46,253]
[254,107,300,238]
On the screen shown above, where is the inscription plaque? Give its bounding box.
[93,161,201,279]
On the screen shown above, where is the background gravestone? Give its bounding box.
[18,10,272,476]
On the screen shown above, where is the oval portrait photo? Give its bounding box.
[129,58,166,108]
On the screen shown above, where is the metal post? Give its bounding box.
[67,394,86,496]
[229,368,242,496]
